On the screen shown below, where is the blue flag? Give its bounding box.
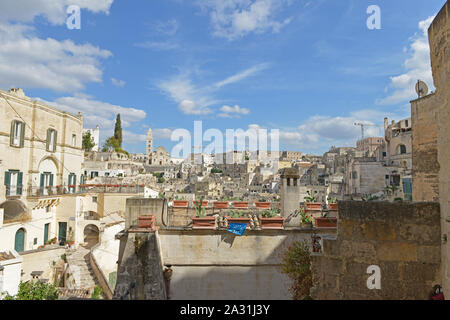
[228,223,247,236]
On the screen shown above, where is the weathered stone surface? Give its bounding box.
[310,201,441,300]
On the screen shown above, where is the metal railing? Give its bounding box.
[5,184,145,198]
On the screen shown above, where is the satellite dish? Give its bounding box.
[415,80,429,98]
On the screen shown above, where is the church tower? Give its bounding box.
[146,128,153,155]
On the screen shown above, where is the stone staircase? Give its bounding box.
[65,246,98,291]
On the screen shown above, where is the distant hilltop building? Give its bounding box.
[82,125,100,152]
[146,128,153,156]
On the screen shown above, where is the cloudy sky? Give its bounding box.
[0,0,446,154]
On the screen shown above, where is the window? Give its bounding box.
[398,144,407,155]
[72,134,76,147]
[68,173,76,193]
[92,196,97,203]
[382,152,387,157]
[40,172,54,196]
[4,170,23,196]
[352,171,358,179]
[10,120,25,147]
[46,129,57,152]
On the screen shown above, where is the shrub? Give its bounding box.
[2,281,59,300]
[281,241,313,300]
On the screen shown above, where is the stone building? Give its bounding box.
[82,125,100,152]
[146,128,153,156]
[0,88,83,252]
[411,1,450,297]
[356,137,384,158]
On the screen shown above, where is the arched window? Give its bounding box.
[398,144,407,155]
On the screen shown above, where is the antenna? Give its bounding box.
[415,80,429,98]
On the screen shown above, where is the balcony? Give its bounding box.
[3,184,145,199]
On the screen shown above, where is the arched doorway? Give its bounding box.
[83,224,99,248]
[14,228,26,252]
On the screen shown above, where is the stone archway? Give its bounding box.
[83,224,99,248]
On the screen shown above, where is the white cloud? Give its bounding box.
[153,128,174,140]
[214,63,269,88]
[0,0,114,25]
[37,95,146,133]
[157,64,267,115]
[218,104,250,118]
[111,78,126,87]
[0,9,113,93]
[379,16,435,105]
[123,130,147,145]
[196,0,292,40]
[151,19,179,36]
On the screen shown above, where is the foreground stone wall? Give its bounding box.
[311,201,441,300]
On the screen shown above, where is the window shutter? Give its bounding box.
[53,131,58,152]
[10,121,15,146]
[20,122,25,148]
[46,129,50,151]
[49,174,54,186]
[17,172,23,195]
[5,171,11,196]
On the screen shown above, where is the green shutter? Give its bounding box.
[20,122,25,147]
[53,131,58,152]
[46,129,50,151]
[4,171,11,196]
[10,121,15,146]
[49,174,54,187]
[17,172,23,195]
[40,173,45,194]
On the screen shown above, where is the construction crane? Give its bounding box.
[354,122,383,158]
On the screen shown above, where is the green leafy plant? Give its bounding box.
[304,191,317,203]
[261,209,279,218]
[228,210,247,218]
[194,196,206,217]
[327,197,337,204]
[2,281,59,300]
[298,206,312,224]
[91,286,103,299]
[281,241,313,300]
[61,254,67,263]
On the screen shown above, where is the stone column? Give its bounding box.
[280,168,301,227]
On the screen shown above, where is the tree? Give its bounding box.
[82,131,95,152]
[114,114,122,148]
[2,281,59,300]
[281,241,313,300]
[102,136,120,152]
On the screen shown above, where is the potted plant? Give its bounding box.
[299,206,313,229]
[193,200,208,207]
[213,201,229,209]
[226,210,251,229]
[255,199,271,209]
[259,209,284,229]
[192,197,216,229]
[314,212,337,228]
[304,191,322,211]
[173,196,188,208]
[327,197,338,210]
[233,201,249,209]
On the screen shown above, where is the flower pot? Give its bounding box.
[192,216,216,229]
[255,202,271,209]
[193,201,208,207]
[214,201,229,209]
[301,222,313,229]
[314,217,337,228]
[306,202,322,211]
[138,215,155,229]
[173,200,189,208]
[260,217,284,229]
[328,203,338,210]
[233,201,248,209]
[226,217,251,229]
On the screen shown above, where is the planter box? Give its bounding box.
[328,203,338,210]
[193,201,208,207]
[260,217,284,229]
[138,215,156,229]
[214,201,229,209]
[306,202,322,211]
[192,216,216,229]
[233,201,248,209]
[173,200,189,208]
[255,202,271,209]
[314,217,337,228]
[301,222,313,229]
[226,217,251,229]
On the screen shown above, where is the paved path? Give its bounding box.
[65,246,98,291]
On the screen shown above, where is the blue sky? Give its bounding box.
[0,0,446,155]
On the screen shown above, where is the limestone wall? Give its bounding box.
[310,201,441,300]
